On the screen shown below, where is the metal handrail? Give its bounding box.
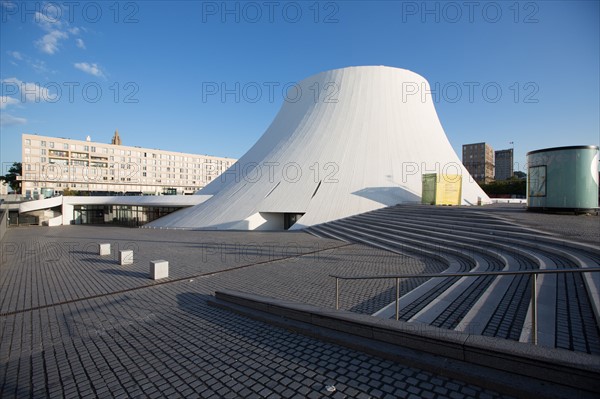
[331,267,600,345]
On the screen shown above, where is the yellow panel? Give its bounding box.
[435,174,462,205]
[422,174,462,205]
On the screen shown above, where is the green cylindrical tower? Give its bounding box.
[527,145,599,212]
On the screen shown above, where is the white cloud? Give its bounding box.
[0,113,27,127]
[0,76,62,127]
[0,96,19,109]
[1,77,58,103]
[33,11,85,55]
[31,59,50,74]
[74,62,105,78]
[9,51,23,60]
[36,30,68,55]
[35,11,63,31]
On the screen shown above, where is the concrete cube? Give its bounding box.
[120,250,133,265]
[99,243,111,256]
[150,260,169,280]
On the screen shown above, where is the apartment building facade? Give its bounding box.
[21,131,237,198]
[462,142,495,184]
[494,148,514,181]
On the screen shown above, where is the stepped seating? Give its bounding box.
[305,204,600,354]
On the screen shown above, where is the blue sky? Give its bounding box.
[1,0,599,174]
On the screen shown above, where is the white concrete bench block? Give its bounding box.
[99,243,111,256]
[120,250,134,265]
[150,260,169,280]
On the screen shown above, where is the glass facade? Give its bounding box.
[73,205,180,227]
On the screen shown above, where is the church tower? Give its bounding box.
[111,129,122,145]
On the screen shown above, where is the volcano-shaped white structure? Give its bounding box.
[147,66,490,230]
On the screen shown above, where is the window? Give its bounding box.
[63,143,69,149]
[84,145,89,151]
[41,157,46,163]
[49,142,55,148]
[528,166,547,197]
[24,148,31,154]
[91,146,96,152]
[25,139,31,145]
[41,141,46,147]
[41,149,46,155]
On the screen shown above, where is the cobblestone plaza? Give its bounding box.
[1,205,598,398]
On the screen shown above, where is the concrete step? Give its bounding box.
[305,204,600,354]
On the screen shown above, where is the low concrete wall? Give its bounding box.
[211,290,600,399]
[47,215,63,227]
[490,198,527,204]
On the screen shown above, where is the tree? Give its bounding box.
[479,179,526,197]
[0,162,22,193]
[513,171,527,180]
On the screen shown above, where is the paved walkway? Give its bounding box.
[1,226,509,398]
[478,204,600,246]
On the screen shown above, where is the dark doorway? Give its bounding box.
[284,213,305,230]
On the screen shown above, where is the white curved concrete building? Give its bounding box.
[147,66,490,230]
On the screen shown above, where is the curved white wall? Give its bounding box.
[147,66,490,230]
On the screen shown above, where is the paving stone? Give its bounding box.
[0,226,519,399]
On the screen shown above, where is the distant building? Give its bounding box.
[20,132,237,198]
[494,149,514,180]
[0,180,8,196]
[462,142,495,184]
